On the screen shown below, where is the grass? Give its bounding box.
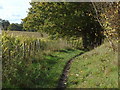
[2,32,84,83]
[3,31,118,88]
[2,32,78,88]
[66,42,118,88]
[2,31,84,88]
[34,49,84,88]
[3,48,84,88]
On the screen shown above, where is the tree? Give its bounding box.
[0,19,10,30]
[23,2,104,49]
[91,2,119,51]
[7,23,24,31]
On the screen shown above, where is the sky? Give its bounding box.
[0,0,31,24]
[0,0,118,24]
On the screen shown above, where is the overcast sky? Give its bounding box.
[0,0,31,24]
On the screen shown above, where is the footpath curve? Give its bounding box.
[57,52,84,88]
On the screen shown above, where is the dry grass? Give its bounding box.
[5,31,48,38]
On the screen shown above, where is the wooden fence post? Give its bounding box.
[28,43,31,56]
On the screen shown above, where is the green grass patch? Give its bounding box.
[3,49,84,88]
[32,49,84,88]
[67,42,118,88]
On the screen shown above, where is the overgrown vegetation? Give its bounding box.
[2,32,84,88]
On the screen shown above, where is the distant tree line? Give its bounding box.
[0,18,26,31]
[7,23,24,31]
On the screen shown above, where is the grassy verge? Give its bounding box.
[67,42,118,88]
[3,48,84,88]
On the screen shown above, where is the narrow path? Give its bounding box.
[56,52,84,88]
